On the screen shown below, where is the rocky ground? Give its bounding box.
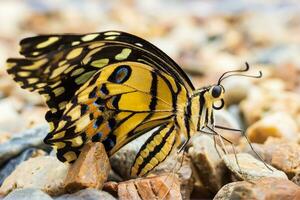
[0,0,300,199]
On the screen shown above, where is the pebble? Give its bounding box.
[0,156,69,196]
[0,148,46,185]
[188,134,228,195]
[0,125,49,166]
[118,173,182,200]
[54,189,116,200]
[246,112,298,143]
[222,153,287,181]
[150,152,193,199]
[3,188,53,200]
[64,142,110,193]
[263,138,300,179]
[213,177,300,200]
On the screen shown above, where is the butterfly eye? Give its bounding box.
[211,85,222,98]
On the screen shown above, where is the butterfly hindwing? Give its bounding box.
[44,62,186,162]
[130,122,179,177]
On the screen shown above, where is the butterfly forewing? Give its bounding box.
[6,31,193,175]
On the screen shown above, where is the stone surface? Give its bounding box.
[55,189,116,200]
[240,88,300,128]
[64,142,110,193]
[0,156,69,196]
[292,172,300,186]
[213,109,242,145]
[263,138,300,178]
[118,173,182,200]
[246,112,298,143]
[0,125,49,166]
[103,181,118,197]
[213,177,300,200]
[223,153,287,181]
[3,188,53,200]
[0,148,46,185]
[188,134,228,194]
[150,152,193,199]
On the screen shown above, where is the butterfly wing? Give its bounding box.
[45,62,188,163]
[7,31,194,130]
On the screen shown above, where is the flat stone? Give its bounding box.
[3,188,53,200]
[263,138,300,178]
[213,177,300,200]
[0,148,46,185]
[55,188,116,200]
[0,156,69,196]
[0,125,49,166]
[150,152,193,199]
[64,142,110,193]
[118,173,182,200]
[246,112,298,144]
[188,134,228,194]
[223,153,287,181]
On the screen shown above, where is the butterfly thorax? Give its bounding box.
[183,85,225,138]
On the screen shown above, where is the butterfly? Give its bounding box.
[6,31,263,177]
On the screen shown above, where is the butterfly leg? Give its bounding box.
[214,125,273,171]
[200,126,242,173]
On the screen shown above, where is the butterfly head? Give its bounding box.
[191,63,262,130]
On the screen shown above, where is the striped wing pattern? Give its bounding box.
[6,31,193,176]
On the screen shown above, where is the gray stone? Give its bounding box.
[0,156,69,196]
[222,153,288,181]
[0,148,46,185]
[55,189,116,200]
[3,188,53,200]
[0,125,49,165]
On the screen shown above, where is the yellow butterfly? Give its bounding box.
[6,31,263,177]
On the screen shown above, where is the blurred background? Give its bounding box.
[0,0,299,144]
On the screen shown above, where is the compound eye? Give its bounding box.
[211,85,222,98]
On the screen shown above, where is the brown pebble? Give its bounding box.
[64,142,111,193]
[214,177,300,200]
[103,181,118,197]
[118,173,182,200]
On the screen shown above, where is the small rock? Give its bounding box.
[118,173,182,200]
[222,76,254,105]
[108,169,123,182]
[292,172,300,186]
[0,125,49,166]
[0,99,23,134]
[3,188,53,200]
[263,138,300,178]
[150,152,193,199]
[103,181,118,197]
[213,177,300,200]
[223,153,287,181]
[214,109,242,145]
[188,135,228,194]
[0,148,46,185]
[240,87,300,128]
[54,188,116,200]
[246,112,298,144]
[0,156,69,196]
[64,142,110,193]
